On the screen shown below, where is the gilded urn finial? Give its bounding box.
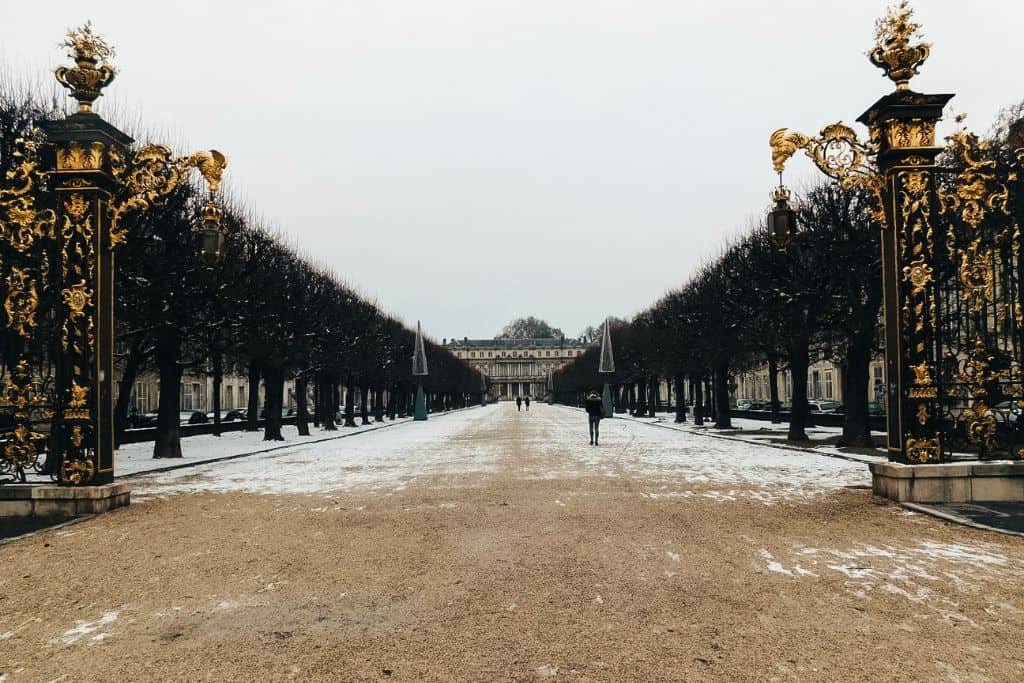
[868,1,930,92]
[55,22,117,113]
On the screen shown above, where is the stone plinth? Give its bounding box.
[0,483,130,518]
[870,461,1024,503]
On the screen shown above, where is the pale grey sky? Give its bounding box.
[4,1,1021,340]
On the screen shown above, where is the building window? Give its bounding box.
[811,371,821,399]
[825,370,834,399]
[471,351,476,358]
[133,381,150,414]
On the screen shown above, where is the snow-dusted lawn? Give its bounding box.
[130,403,870,504]
[116,417,413,477]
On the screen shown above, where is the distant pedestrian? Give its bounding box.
[516,396,522,411]
[585,390,603,445]
[525,396,531,411]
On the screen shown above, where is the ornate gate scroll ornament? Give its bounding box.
[769,1,1024,463]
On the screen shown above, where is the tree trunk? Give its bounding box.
[787,337,810,441]
[768,353,782,424]
[705,377,715,421]
[113,334,147,448]
[246,359,260,432]
[714,361,732,429]
[320,377,337,430]
[674,376,686,423]
[312,374,321,427]
[153,328,183,459]
[374,382,385,422]
[647,376,657,417]
[634,378,646,416]
[263,366,285,441]
[692,373,704,425]
[841,331,874,447]
[211,347,223,437]
[296,375,310,436]
[344,374,357,427]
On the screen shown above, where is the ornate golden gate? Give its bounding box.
[769,2,1024,462]
[0,25,227,484]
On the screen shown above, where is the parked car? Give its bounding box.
[867,402,885,416]
[749,401,771,411]
[180,411,208,425]
[808,401,842,414]
[994,400,1022,418]
[206,409,245,423]
[736,399,754,410]
[130,411,159,428]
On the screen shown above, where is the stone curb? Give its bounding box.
[900,502,1024,539]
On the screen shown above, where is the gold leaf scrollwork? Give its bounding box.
[938,131,1010,229]
[60,457,94,485]
[902,256,932,297]
[4,267,39,338]
[963,402,998,450]
[958,240,994,314]
[905,436,941,464]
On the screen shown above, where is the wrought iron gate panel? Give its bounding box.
[922,133,1024,459]
[0,132,60,482]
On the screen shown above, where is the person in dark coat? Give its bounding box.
[585,390,603,445]
[524,395,531,411]
[516,396,522,411]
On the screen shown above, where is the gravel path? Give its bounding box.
[1,403,1022,681]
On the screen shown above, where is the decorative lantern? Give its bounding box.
[195,200,226,269]
[768,184,797,250]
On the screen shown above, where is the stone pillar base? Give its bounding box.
[0,483,131,518]
[870,461,1024,503]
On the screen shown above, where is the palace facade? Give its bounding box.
[444,337,592,400]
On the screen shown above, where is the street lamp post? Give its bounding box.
[0,24,228,486]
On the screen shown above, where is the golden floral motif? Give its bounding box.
[4,267,39,338]
[937,131,1010,230]
[61,280,93,320]
[54,23,116,114]
[905,436,941,463]
[64,192,89,219]
[916,403,928,426]
[911,361,933,386]
[60,457,94,485]
[884,118,935,149]
[902,257,932,297]
[868,1,930,91]
[57,141,105,171]
[963,402,998,449]
[958,241,994,314]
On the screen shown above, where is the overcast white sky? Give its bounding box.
[4,1,1022,340]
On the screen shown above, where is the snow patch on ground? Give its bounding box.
[54,611,118,646]
[755,540,1023,624]
[128,404,868,505]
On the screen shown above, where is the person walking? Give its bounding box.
[516,395,522,411]
[524,395,531,411]
[585,390,603,445]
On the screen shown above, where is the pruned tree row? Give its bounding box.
[0,77,484,460]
